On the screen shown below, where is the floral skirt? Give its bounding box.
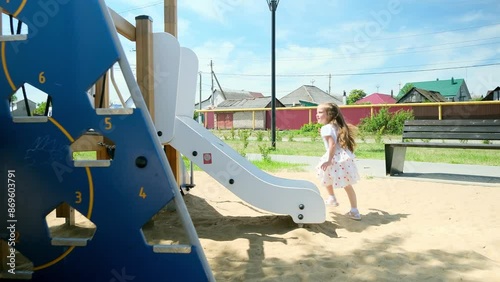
[316,149,360,188]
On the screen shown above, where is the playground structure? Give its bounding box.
[0,1,325,281]
[153,32,326,224]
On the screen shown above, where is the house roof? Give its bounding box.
[14,99,37,105]
[397,78,465,99]
[280,85,343,106]
[355,93,396,104]
[215,89,264,100]
[217,97,283,109]
[483,86,500,101]
[398,87,446,103]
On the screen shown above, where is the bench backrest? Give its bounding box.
[402,119,500,141]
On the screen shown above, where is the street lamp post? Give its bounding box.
[267,0,279,149]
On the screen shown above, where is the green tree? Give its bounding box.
[9,94,17,111]
[34,102,47,115]
[346,89,366,105]
[399,83,414,97]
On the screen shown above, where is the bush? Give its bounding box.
[387,109,414,134]
[256,131,265,142]
[258,144,272,162]
[299,123,321,134]
[309,131,318,142]
[358,108,413,135]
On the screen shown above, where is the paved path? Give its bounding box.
[246,154,500,186]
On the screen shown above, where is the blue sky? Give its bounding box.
[112,0,500,103]
[4,0,500,105]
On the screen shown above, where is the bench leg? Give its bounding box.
[385,145,407,176]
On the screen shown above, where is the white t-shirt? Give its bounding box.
[320,124,339,151]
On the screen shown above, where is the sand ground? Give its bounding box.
[45,170,500,281]
[161,171,500,281]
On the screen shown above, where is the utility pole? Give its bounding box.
[199,72,202,123]
[267,0,280,149]
[328,73,331,95]
[210,60,214,106]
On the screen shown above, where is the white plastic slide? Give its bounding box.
[153,32,326,224]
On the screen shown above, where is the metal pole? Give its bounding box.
[199,72,202,123]
[268,0,279,149]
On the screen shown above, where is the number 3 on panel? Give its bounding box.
[75,191,82,204]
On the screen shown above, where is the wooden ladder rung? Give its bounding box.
[0,270,33,279]
[12,116,49,123]
[51,237,89,247]
[0,34,27,42]
[74,160,111,167]
[96,108,133,115]
[153,244,192,254]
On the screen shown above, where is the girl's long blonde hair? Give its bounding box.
[319,102,356,152]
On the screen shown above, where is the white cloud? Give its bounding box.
[456,11,485,23]
[180,0,249,24]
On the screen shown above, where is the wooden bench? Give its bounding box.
[385,119,500,175]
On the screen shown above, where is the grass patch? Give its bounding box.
[250,160,308,172]
[223,139,324,156]
[405,148,500,166]
[183,157,201,171]
[210,130,500,167]
[183,156,308,172]
[73,151,96,160]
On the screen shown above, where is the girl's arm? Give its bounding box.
[321,135,336,170]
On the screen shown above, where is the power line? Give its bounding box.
[198,36,500,62]
[339,22,500,43]
[277,38,500,61]
[200,62,500,78]
[117,1,163,14]
[330,62,500,77]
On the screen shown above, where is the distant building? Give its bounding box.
[279,85,343,107]
[215,97,284,129]
[11,99,37,116]
[195,89,265,110]
[397,87,446,103]
[355,93,396,104]
[482,86,500,101]
[398,78,471,102]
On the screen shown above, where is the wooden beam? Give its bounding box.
[70,134,109,160]
[55,203,76,226]
[164,0,181,183]
[135,16,155,117]
[164,0,177,37]
[94,72,109,109]
[1,239,8,267]
[108,7,136,41]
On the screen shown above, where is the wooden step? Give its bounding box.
[96,108,133,115]
[74,160,111,167]
[0,34,27,42]
[153,244,192,254]
[12,116,48,123]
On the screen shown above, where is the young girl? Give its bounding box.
[316,103,361,220]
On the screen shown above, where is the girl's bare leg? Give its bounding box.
[326,185,335,197]
[344,185,357,209]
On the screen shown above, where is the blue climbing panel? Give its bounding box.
[0,0,212,281]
